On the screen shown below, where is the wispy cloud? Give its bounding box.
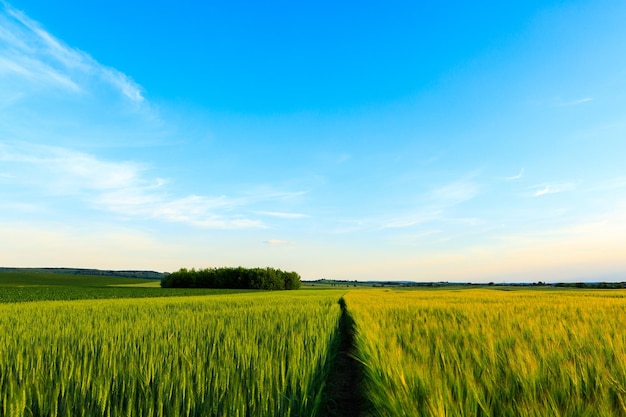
[0,5,254,228]
[428,179,479,205]
[0,2,143,101]
[0,142,144,191]
[554,97,593,107]
[0,201,41,212]
[0,54,81,91]
[504,168,524,181]
[327,176,481,235]
[98,193,265,229]
[534,186,555,197]
[533,182,575,197]
[242,187,307,202]
[257,211,308,219]
[0,142,286,229]
[379,211,441,230]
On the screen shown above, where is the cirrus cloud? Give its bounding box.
[0,2,143,101]
[0,142,274,229]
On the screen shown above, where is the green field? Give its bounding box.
[1,272,625,416]
[0,271,156,287]
[0,272,255,303]
[346,289,626,417]
[0,289,345,416]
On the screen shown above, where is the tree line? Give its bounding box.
[160,267,301,290]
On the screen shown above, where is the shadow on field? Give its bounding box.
[321,297,366,417]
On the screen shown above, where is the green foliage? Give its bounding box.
[555,281,626,289]
[161,267,302,290]
[0,291,344,416]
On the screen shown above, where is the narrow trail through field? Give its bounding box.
[324,297,365,417]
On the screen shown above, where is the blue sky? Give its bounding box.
[1,0,625,282]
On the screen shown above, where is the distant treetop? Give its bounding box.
[160,267,301,290]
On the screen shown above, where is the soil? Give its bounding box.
[324,299,367,417]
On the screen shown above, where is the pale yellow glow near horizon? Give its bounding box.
[2,213,625,282]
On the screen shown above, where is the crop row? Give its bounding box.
[345,289,626,417]
[3,287,625,417]
[0,291,344,417]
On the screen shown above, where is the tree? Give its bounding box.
[161,267,302,290]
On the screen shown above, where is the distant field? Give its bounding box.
[0,271,256,303]
[109,281,163,288]
[0,271,155,287]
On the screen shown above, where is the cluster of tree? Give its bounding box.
[555,282,626,289]
[160,267,301,290]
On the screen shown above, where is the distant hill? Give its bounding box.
[0,267,165,280]
[305,278,626,289]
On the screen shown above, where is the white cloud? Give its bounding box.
[0,201,40,212]
[380,212,440,230]
[98,192,266,229]
[534,185,556,197]
[101,68,144,102]
[325,177,480,234]
[0,142,142,191]
[0,142,270,229]
[0,3,143,101]
[0,4,304,231]
[0,54,81,91]
[504,168,524,180]
[429,179,478,204]
[257,211,308,219]
[555,97,593,107]
[533,182,575,197]
[243,187,307,202]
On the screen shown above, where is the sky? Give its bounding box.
[1,0,625,282]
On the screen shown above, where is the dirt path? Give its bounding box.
[324,298,365,417]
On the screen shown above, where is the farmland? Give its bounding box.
[0,271,253,303]
[0,290,345,416]
[1,271,625,416]
[346,289,626,417]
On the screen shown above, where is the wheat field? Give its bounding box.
[0,291,344,417]
[345,288,626,417]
